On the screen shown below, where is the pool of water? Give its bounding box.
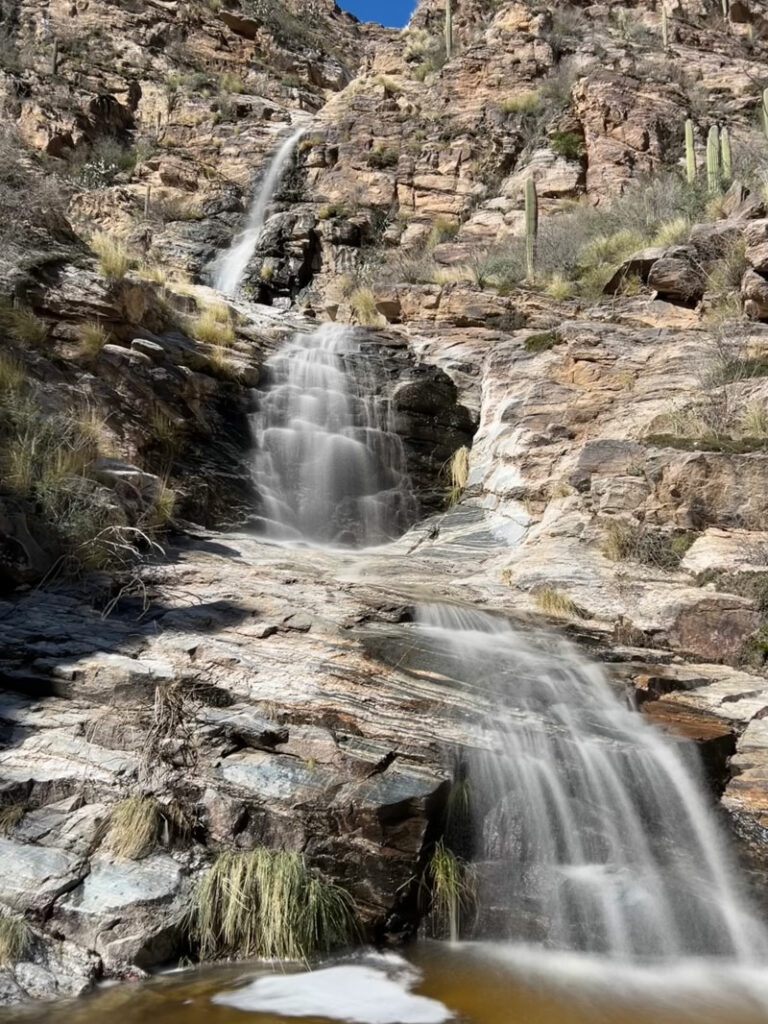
[7,943,768,1024]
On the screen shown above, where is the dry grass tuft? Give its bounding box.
[446,446,470,505]
[189,848,356,960]
[0,805,25,836]
[76,320,110,358]
[104,795,160,860]
[192,305,235,346]
[0,916,31,966]
[91,232,131,281]
[349,288,384,327]
[532,586,579,618]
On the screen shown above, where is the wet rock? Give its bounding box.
[0,839,83,913]
[55,855,185,971]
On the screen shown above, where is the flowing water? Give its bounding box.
[412,604,766,961]
[249,324,417,546]
[211,126,305,296]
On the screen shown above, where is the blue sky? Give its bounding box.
[339,0,416,27]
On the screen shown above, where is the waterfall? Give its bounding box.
[415,604,767,962]
[250,323,417,547]
[212,126,305,297]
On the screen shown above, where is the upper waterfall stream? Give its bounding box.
[250,323,417,546]
[211,126,304,296]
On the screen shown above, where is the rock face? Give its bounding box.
[5,0,768,1007]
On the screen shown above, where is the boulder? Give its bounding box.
[742,268,768,319]
[647,255,705,305]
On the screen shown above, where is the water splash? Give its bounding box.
[212,126,305,296]
[415,604,767,962]
[251,323,417,547]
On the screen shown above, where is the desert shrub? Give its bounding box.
[500,91,543,115]
[427,216,459,250]
[366,144,399,169]
[0,128,68,246]
[602,520,697,570]
[524,330,561,352]
[549,130,583,160]
[188,849,356,960]
[68,138,137,188]
[219,71,245,94]
[487,172,709,297]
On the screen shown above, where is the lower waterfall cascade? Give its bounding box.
[413,604,767,962]
[249,323,418,547]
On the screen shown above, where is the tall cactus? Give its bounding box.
[706,125,720,194]
[762,88,768,141]
[445,0,453,59]
[51,37,58,75]
[685,118,696,184]
[720,126,732,182]
[661,7,669,50]
[525,177,538,283]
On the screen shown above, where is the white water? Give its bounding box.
[415,604,767,962]
[250,323,417,547]
[213,959,451,1023]
[211,126,305,296]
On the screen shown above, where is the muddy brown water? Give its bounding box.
[4,943,768,1024]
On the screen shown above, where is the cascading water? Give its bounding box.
[250,323,417,547]
[211,126,305,296]
[414,604,767,963]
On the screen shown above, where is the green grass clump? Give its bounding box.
[524,330,561,352]
[549,130,583,160]
[426,841,476,943]
[189,849,356,960]
[104,796,160,860]
[0,916,31,966]
[427,216,459,250]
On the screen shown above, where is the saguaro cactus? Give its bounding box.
[720,126,732,182]
[445,0,453,59]
[707,125,721,193]
[525,177,538,283]
[661,7,669,50]
[50,37,58,75]
[685,118,696,184]
[762,88,768,141]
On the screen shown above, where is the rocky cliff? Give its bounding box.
[3,0,768,1007]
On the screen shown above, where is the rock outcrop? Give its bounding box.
[5,0,768,1006]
